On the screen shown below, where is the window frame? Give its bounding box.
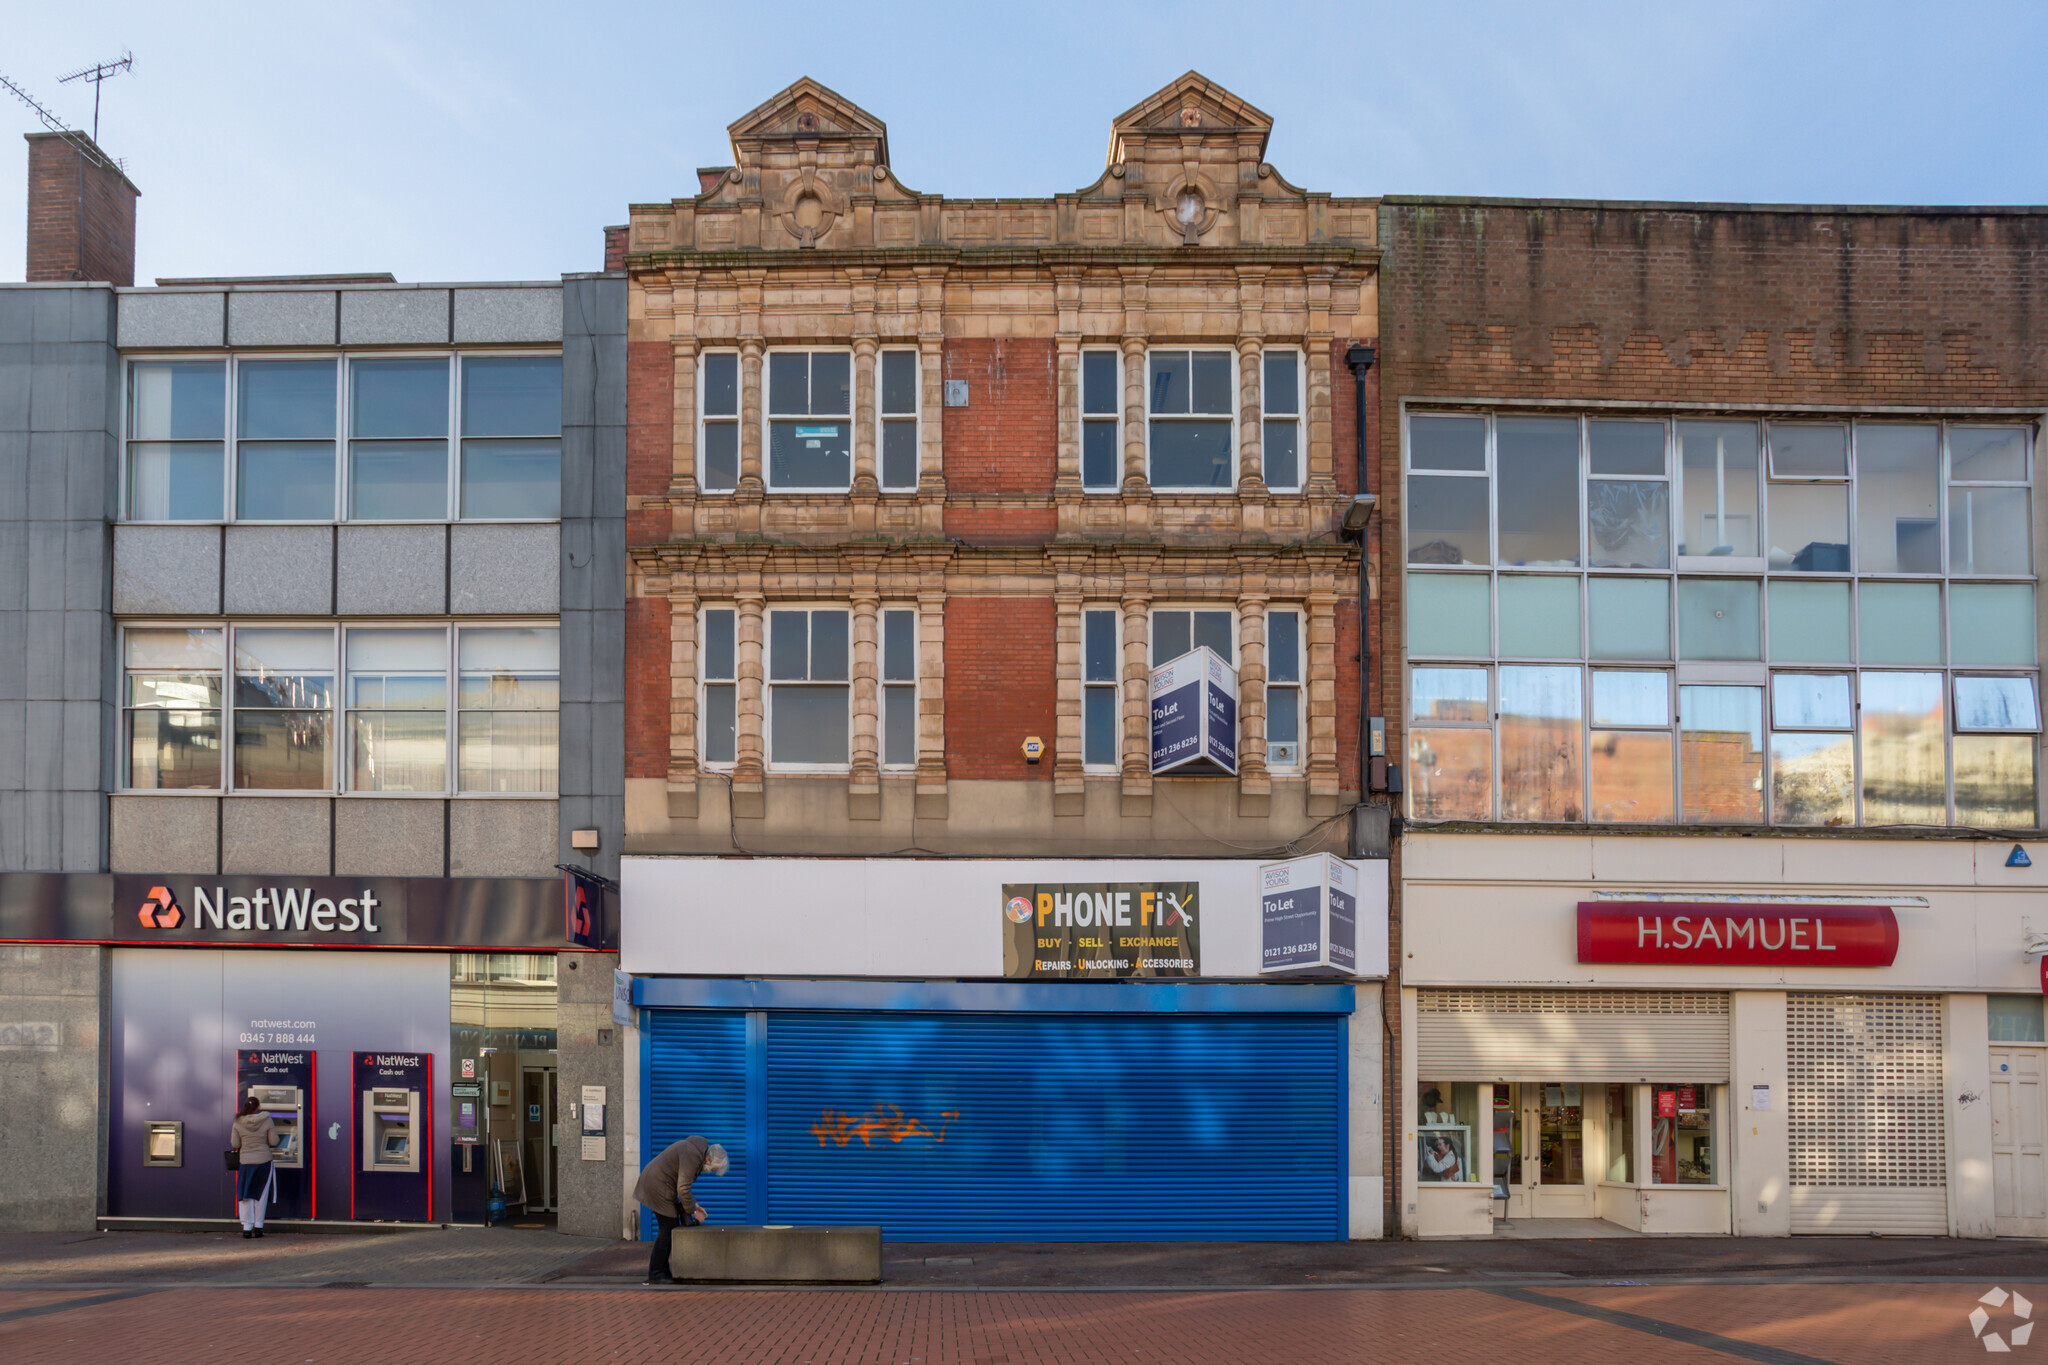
[116,618,560,798]
[119,349,563,527]
[1264,606,1304,769]
[698,349,741,496]
[1080,348,1123,494]
[1144,346,1238,493]
[763,603,855,772]
[876,349,921,493]
[699,605,739,770]
[761,347,856,494]
[1082,605,1122,772]
[1148,605,1238,670]
[1403,402,2041,831]
[1259,347,1305,494]
[879,605,919,769]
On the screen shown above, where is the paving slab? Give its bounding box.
[0,1226,608,1288]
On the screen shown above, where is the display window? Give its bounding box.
[1651,1083,1716,1185]
[1417,1080,1481,1184]
[1604,1083,1633,1183]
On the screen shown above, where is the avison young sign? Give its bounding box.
[1002,881,1201,979]
[1577,901,1900,967]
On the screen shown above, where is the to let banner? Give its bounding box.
[1002,882,1201,979]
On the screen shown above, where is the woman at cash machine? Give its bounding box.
[231,1094,282,1237]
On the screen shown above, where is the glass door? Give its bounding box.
[1524,1081,1596,1218]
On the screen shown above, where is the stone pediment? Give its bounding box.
[727,77,891,168]
[1107,71,1273,167]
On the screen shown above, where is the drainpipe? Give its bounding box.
[1342,343,1377,807]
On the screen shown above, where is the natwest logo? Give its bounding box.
[137,885,182,929]
[143,884,385,935]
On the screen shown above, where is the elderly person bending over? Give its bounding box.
[635,1135,729,1285]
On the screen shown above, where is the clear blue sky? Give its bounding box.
[3,0,2042,285]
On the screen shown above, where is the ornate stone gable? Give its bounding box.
[632,72,1373,257]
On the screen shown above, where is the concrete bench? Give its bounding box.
[669,1225,882,1283]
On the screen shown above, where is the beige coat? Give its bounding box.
[232,1111,279,1164]
[633,1136,708,1219]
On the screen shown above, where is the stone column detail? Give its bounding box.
[849,588,882,819]
[1305,588,1340,814]
[667,576,700,818]
[1236,587,1271,816]
[731,589,767,818]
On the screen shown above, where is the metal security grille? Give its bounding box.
[1787,992,1945,1186]
[1415,989,1730,1080]
[641,1010,751,1237]
[1419,990,1730,1016]
[763,1011,1344,1240]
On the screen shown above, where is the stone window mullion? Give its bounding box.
[1053,591,1085,811]
[1119,591,1152,812]
[850,593,881,779]
[1237,592,1270,807]
[734,593,766,788]
[852,338,879,492]
[1305,589,1340,813]
[738,341,765,491]
[1237,338,1265,494]
[1121,337,1148,491]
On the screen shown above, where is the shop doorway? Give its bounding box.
[522,1065,558,1215]
[1494,1083,1595,1221]
[1992,1046,2048,1237]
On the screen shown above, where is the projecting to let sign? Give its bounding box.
[1150,647,1238,776]
[1259,853,1360,977]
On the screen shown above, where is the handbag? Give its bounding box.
[224,1146,241,1172]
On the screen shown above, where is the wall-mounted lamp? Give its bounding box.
[1342,491,1378,536]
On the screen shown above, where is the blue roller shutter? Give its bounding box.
[764,1011,1343,1240]
[641,1009,750,1236]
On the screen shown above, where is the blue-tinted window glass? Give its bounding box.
[1082,352,1118,415]
[131,361,225,440]
[239,361,336,439]
[702,353,739,418]
[462,357,560,437]
[1084,610,1117,682]
[353,358,449,438]
[704,610,736,680]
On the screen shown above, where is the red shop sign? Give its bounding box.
[1577,902,1899,967]
[1656,1090,1677,1118]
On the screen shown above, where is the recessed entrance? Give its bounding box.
[1493,1082,1596,1222]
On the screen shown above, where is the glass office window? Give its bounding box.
[233,627,335,789]
[351,358,450,520]
[1267,608,1302,768]
[1589,671,1673,823]
[128,361,225,520]
[879,351,919,491]
[1496,417,1580,567]
[881,608,916,767]
[1083,608,1120,768]
[1408,574,1490,658]
[1680,685,1764,824]
[1408,667,1492,821]
[237,360,337,520]
[1147,350,1234,489]
[1081,351,1120,491]
[125,627,223,789]
[1262,351,1301,491]
[1499,665,1582,821]
[699,352,740,493]
[346,628,448,791]
[767,351,853,490]
[1152,609,1233,666]
[457,627,559,792]
[702,609,737,765]
[767,608,850,765]
[460,356,561,518]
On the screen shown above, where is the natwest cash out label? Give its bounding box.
[1576,901,1900,966]
[1002,882,1200,979]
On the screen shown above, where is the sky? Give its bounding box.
[2,1,2043,285]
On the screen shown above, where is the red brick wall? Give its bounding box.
[627,340,671,545]
[944,596,1056,780]
[1335,606,1361,792]
[942,507,1057,542]
[941,339,1055,495]
[603,225,628,272]
[625,596,671,780]
[25,133,137,286]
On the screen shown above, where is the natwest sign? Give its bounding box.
[1577,901,1899,967]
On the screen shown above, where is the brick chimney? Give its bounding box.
[25,132,139,286]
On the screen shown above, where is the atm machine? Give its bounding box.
[236,1051,315,1219]
[350,1052,432,1221]
[362,1088,420,1172]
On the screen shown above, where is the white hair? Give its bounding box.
[704,1143,730,1175]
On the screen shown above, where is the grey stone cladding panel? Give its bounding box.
[453,288,562,344]
[109,795,219,874]
[334,798,444,877]
[117,292,225,348]
[335,525,446,615]
[0,942,108,1230]
[448,798,557,877]
[339,289,451,346]
[227,292,337,348]
[113,526,221,615]
[448,523,558,614]
[221,798,330,875]
[223,526,332,615]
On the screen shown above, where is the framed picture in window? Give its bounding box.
[1417,1126,1469,1183]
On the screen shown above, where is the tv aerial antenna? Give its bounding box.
[59,50,133,145]
[0,66,122,171]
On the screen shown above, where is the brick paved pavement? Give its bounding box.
[0,1227,608,1287]
[0,1281,2027,1364]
